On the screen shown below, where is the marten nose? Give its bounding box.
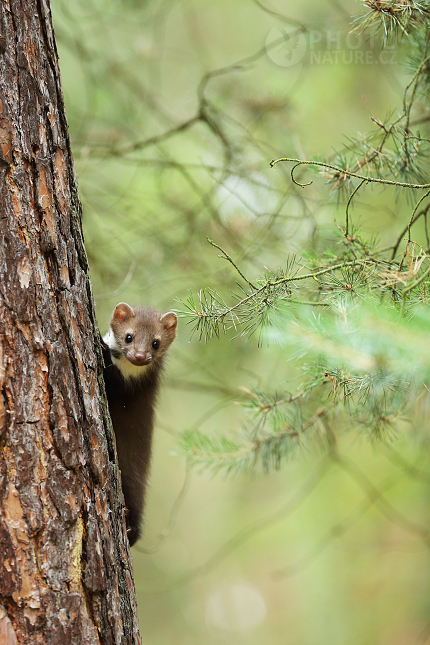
[134,352,146,362]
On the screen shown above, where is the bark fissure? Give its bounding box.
[0,2,142,643]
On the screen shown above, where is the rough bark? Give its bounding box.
[0,2,141,643]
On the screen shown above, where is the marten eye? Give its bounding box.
[152,339,160,350]
[125,334,133,344]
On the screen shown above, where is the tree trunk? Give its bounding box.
[0,2,141,643]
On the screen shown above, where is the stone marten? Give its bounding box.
[101,302,177,546]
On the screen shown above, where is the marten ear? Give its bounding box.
[160,312,177,332]
[113,302,134,322]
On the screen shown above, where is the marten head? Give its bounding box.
[105,302,177,381]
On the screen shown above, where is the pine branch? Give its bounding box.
[177,9,430,478]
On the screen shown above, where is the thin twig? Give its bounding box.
[391,203,430,260]
[345,179,367,238]
[401,263,430,315]
[207,238,257,289]
[270,156,430,190]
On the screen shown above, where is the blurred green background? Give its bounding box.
[51,0,430,642]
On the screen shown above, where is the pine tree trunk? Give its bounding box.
[0,2,141,643]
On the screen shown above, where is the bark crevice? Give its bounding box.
[0,2,141,643]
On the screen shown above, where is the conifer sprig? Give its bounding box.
[177,2,430,476]
[352,2,430,42]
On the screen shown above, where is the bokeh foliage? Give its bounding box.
[53,0,430,643]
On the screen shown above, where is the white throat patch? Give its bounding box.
[103,329,151,382]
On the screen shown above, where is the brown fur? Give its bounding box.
[102,303,177,545]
